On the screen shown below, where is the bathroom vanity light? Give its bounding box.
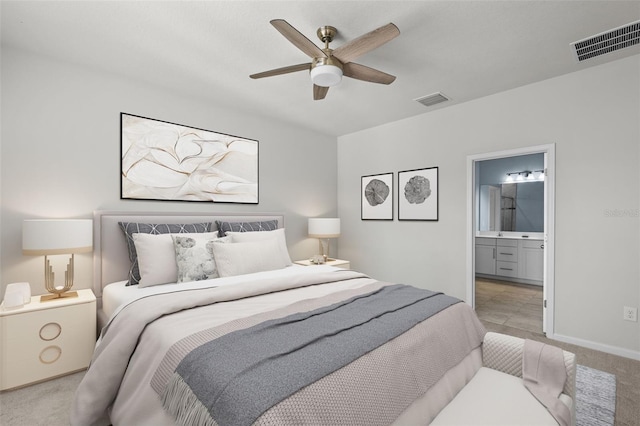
[505,170,544,182]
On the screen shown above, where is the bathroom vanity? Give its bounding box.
[475,234,544,286]
[475,156,545,286]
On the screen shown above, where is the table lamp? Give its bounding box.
[22,219,93,302]
[308,218,340,262]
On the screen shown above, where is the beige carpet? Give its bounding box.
[0,371,84,426]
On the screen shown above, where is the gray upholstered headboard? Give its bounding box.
[92,210,285,301]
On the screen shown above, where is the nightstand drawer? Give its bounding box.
[0,292,96,390]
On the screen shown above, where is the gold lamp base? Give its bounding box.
[40,291,78,302]
[40,254,78,302]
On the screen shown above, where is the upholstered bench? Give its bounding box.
[431,332,576,426]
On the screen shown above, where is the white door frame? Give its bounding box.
[466,143,555,337]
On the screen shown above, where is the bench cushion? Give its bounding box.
[431,367,573,425]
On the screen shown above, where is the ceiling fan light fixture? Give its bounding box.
[310,64,343,87]
[311,56,343,87]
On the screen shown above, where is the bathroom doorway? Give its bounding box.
[466,144,555,336]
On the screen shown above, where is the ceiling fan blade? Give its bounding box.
[343,62,396,84]
[271,19,327,59]
[250,63,311,79]
[313,85,329,100]
[332,23,400,64]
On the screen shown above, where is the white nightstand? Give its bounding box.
[0,288,96,390]
[294,258,350,269]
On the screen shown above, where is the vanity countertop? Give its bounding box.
[476,232,544,241]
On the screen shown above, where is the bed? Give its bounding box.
[71,211,573,426]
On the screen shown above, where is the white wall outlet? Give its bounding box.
[623,306,637,322]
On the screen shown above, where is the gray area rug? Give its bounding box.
[576,364,616,426]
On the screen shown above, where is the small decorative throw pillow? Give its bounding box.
[172,235,229,283]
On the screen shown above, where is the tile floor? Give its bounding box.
[475,277,543,333]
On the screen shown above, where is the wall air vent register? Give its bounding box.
[571,20,640,62]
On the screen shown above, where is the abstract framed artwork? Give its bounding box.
[361,172,393,220]
[398,166,438,221]
[121,113,258,204]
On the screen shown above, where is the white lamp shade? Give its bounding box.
[310,65,343,87]
[308,218,341,238]
[23,219,93,255]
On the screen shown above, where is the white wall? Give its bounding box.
[1,47,337,296]
[338,55,640,357]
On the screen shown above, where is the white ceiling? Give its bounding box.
[2,1,639,137]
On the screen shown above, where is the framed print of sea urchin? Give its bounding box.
[121,113,258,203]
[398,167,438,221]
[361,172,393,220]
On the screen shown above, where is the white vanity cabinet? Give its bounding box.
[475,237,543,285]
[518,240,544,282]
[475,238,496,275]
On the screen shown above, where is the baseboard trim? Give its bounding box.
[549,332,640,361]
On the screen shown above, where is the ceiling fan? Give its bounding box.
[250,19,400,100]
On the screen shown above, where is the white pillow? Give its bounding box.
[226,228,292,266]
[133,231,218,287]
[211,239,288,278]
[172,234,229,283]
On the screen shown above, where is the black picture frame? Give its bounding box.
[398,167,439,221]
[121,113,259,204]
[361,172,394,220]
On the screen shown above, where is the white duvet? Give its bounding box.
[76,266,486,426]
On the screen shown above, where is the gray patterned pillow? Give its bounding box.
[118,222,212,286]
[215,220,278,237]
[172,235,228,282]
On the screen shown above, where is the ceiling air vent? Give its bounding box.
[414,92,449,107]
[571,20,640,62]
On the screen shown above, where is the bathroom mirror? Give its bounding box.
[479,182,543,232]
